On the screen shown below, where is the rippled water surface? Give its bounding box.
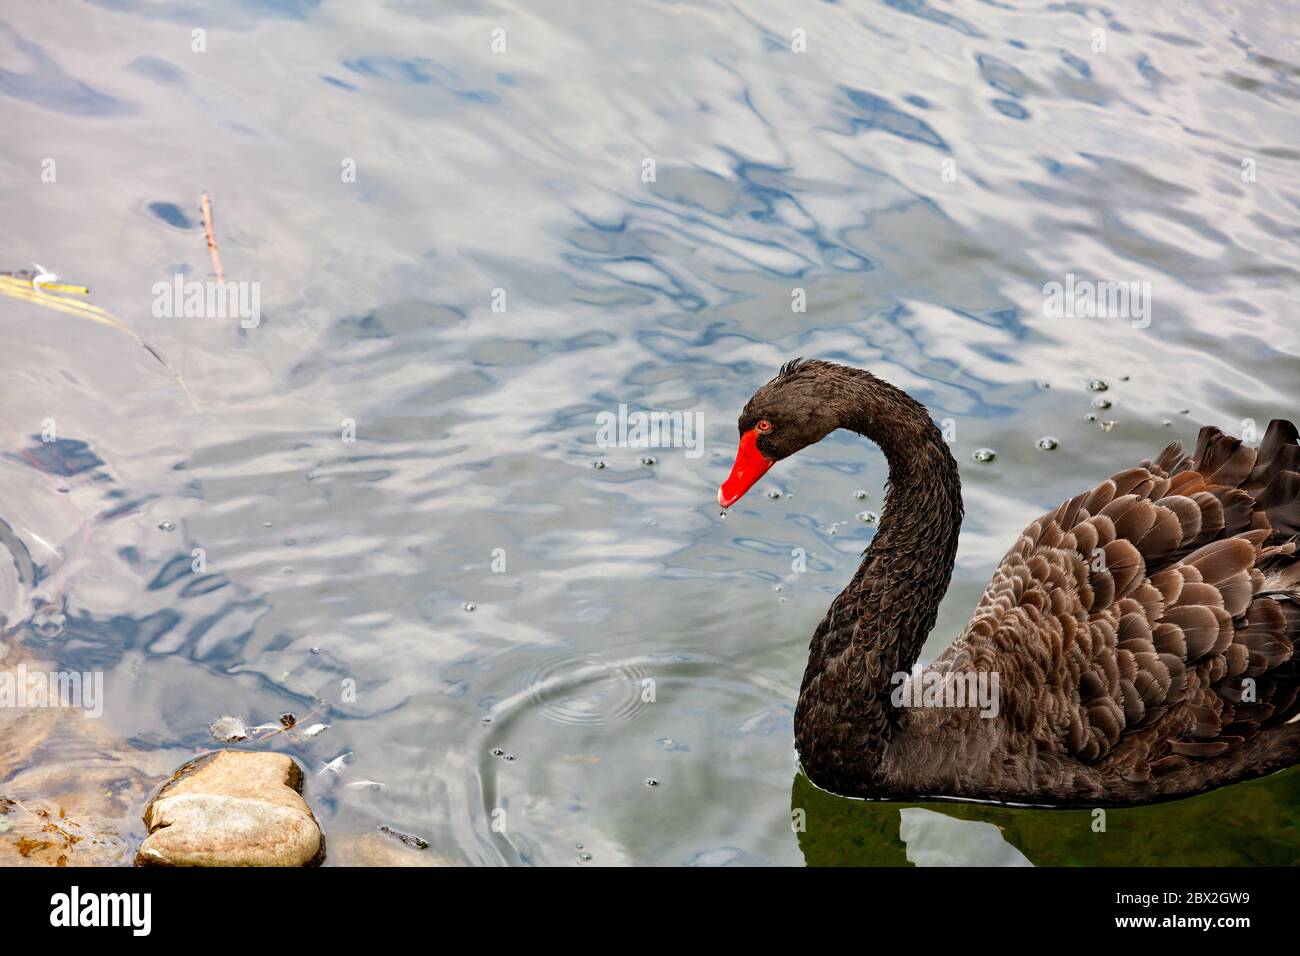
[2,0,1298,865]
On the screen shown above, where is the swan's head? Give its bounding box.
[719,358,845,508]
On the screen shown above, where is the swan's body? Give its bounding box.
[721,360,1300,806]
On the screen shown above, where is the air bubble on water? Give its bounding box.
[592,460,606,470]
[857,510,879,524]
[972,448,996,463]
[853,490,868,500]
[463,602,476,612]
[765,488,781,499]
[640,456,656,466]
[157,520,175,532]
[1092,397,1112,409]
[1036,437,1059,450]
[1087,379,1109,392]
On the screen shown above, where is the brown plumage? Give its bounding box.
[721,359,1300,806]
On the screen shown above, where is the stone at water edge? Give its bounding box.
[136,750,324,867]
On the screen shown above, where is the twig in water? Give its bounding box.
[0,274,199,411]
[199,192,224,284]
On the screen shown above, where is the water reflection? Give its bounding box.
[793,767,1300,866]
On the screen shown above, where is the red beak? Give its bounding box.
[718,428,774,508]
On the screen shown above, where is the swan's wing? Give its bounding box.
[947,420,1300,779]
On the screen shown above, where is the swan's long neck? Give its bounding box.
[794,376,963,791]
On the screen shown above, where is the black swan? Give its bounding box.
[719,359,1300,806]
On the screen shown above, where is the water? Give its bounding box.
[1,0,1298,866]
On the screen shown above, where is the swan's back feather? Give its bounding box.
[944,419,1300,790]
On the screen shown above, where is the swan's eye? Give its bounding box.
[756,420,773,433]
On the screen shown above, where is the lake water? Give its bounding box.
[1,0,1298,866]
